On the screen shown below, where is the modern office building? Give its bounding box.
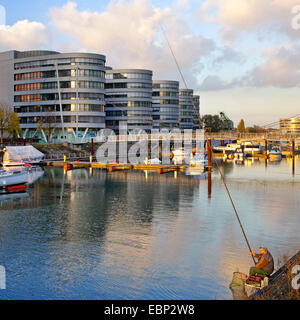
[179,89,195,130]
[0,50,106,142]
[280,118,300,134]
[192,95,201,130]
[152,80,179,129]
[105,69,153,132]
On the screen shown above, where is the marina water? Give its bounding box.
[0,158,299,299]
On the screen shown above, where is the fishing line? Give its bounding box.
[160,24,256,265]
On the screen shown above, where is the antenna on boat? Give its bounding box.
[160,24,256,265]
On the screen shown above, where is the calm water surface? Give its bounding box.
[0,157,299,300]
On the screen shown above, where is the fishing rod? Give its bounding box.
[160,24,257,265]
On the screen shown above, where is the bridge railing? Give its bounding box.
[92,132,300,142]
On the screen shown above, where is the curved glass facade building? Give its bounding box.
[152,80,179,129]
[105,69,153,132]
[179,89,194,130]
[280,118,300,134]
[1,50,106,142]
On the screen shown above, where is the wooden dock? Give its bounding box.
[41,160,187,173]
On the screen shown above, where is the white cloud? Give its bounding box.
[0,20,50,51]
[198,0,300,40]
[49,0,215,82]
[247,45,300,88]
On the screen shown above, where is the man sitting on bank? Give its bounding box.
[249,247,274,277]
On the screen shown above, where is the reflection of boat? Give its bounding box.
[185,168,207,177]
[267,147,282,161]
[0,169,28,192]
[0,192,29,202]
[26,167,45,184]
[2,145,44,167]
[234,148,246,160]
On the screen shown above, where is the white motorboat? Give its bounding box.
[214,143,241,153]
[267,147,282,161]
[185,153,208,175]
[190,153,208,167]
[242,141,261,154]
[145,158,162,165]
[0,169,28,191]
[172,148,191,164]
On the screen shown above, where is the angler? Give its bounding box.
[249,247,274,277]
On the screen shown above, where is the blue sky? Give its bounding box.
[0,0,300,126]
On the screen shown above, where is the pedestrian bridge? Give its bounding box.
[91,132,300,144]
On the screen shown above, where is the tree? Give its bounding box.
[237,119,246,133]
[0,108,9,145]
[201,112,234,132]
[7,112,22,138]
[245,125,266,133]
[0,101,19,145]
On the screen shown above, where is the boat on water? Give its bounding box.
[214,141,261,156]
[2,145,44,167]
[267,147,282,161]
[171,148,191,164]
[0,169,28,192]
[214,143,241,153]
[190,153,208,167]
[185,153,208,175]
[145,158,162,165]
[242,141,261,154]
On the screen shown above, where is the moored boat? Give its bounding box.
[190,153,208,167]
[267,147,282,161]
[171,148,191,164]
[0,169,28,192]
[2,145,44,167]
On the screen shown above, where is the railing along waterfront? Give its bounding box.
[91,132,300,143]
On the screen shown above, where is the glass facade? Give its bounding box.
[105,69,153,132]
[13,51,106,142]
[179,89,195,130]
[152,81,180,129]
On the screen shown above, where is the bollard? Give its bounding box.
[90,155,93,163]
[157,168,163,175]
[208,169,212,199]
[207,139,212,171]
[91,138,94,156]
[64,154,66,162]
[292,139,295,176]
[265,140,268,155]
